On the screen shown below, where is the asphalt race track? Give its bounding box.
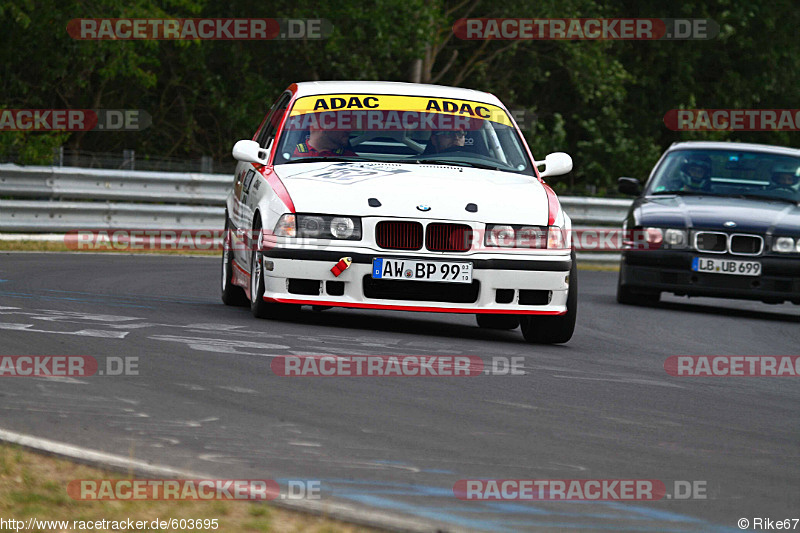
[0,253,798,532]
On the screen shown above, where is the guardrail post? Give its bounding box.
[201,156,213,174]
[122,149,135,170]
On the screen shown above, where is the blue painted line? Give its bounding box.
[0,279,8,283]
[603,502,706,523]
[342,494,515,533]
[307,478,736,532]
[493,519,704,532]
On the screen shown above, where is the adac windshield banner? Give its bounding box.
[286,94,514,131]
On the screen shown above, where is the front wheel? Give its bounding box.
[249,247,299,320]
[520,254,577,344]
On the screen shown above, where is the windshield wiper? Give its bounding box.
[282,156,362,164]
[413,158,506,171]
[728,193,799,205]
[650,190,710,196]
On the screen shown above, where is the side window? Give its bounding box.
[256,92,291,150]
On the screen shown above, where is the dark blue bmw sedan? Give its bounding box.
[616,141,800,306]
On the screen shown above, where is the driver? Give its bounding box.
[426,127,466,154]
[293,122,357,158]
[679,154,713,192]
[769,162,800,191]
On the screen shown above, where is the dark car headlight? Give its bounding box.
[663,228,688,248]
[625,227,686,250]
[274,214,362,240]
[772,236,800,253]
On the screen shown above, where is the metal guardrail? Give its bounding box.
[0,200,223,232]
[0,164,631,261]
[0,164,230,205]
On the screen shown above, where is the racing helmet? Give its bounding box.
[680,154,712,189]
[770,162,799,187]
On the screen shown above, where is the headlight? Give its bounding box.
[516,226,547,248]
[773,236,796,253]
[485,224,560,249]
[485,224,515,247]
[664,228,688,248]
[274,214,362,240]
[330,217,356,239]
[298,216,324,237]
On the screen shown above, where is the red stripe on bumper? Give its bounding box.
[263,297,565,315]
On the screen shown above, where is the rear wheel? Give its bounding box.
[476,314,520,330]
[221,218,248,306]
[520,254,577,344]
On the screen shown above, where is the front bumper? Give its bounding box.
[260,246,572,314]
[620,250,800,303]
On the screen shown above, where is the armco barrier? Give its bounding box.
[0,164,631,261]
[0,163,229,205]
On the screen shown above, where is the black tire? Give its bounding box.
[476,314,520,330]
[520,254,578,344]
[221,218,248,306]
[249,223,299,320]
[616,275,660,305]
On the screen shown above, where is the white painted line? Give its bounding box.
[0,233,65,242]
[0,427,452,533]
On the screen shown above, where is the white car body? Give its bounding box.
[222,81,577,343]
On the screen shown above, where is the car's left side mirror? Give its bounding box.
[618,177,642,196]
[536,152,573,178]
[232,140,270,166]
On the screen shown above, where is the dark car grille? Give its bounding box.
[376,221,423,250]
[694,231,764,255]
[695,232,727,253]
[363,276,480,304]
[425,223,472,252]
[730,234,763,255]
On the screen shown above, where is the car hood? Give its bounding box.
[274,162,549,225]
[636,194,800,234]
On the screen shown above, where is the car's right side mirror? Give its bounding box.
[618,177,642,196]
[232,140,270,166]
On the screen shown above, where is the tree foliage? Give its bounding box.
[2,0,800,193]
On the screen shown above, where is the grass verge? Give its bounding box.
[0,443,379,532]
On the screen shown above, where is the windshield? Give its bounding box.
[647,149,800,202]
[272,93,535,176]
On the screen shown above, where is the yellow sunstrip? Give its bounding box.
[289,94,514,127]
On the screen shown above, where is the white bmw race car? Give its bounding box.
[222,81,577,343]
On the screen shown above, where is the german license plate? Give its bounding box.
[372,258,473,283]
[692,257,761,276]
